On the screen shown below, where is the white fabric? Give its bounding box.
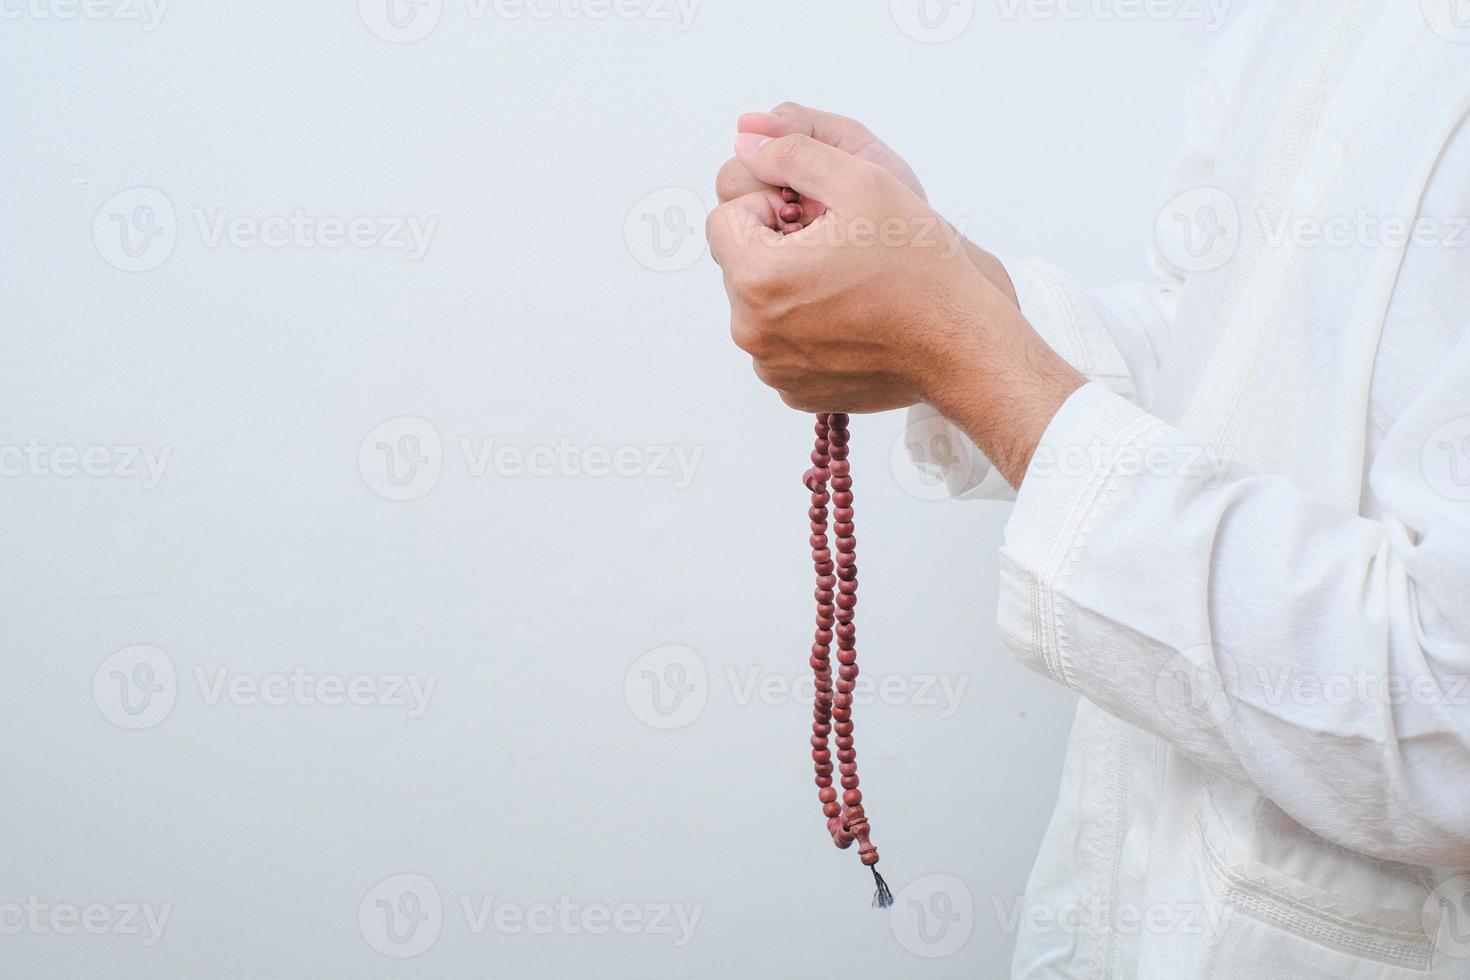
[910,2,1470,976]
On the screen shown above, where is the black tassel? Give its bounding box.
[870,864,894,909]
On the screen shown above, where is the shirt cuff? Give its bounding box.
[1004,257,1138,401]
[995,382,1166,686]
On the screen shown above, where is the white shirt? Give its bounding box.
[909,2,1470,976]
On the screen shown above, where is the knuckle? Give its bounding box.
[730,263,770,302]
[703,207,727,254]
[715,157,750,202]
[771,134,809,167]
[730,318,765,357]
[855,159,891,198]
[778,389,809,412]
[771,100,804,117]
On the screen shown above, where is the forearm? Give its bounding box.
[919,289,1085,488]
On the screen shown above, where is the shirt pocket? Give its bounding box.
[1185,790,1436,979]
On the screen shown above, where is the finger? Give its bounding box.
[716,156,828,226]
[705,190,780,269]
[739,102,874,156]
[734,133,885,214]
[715,155,767,203]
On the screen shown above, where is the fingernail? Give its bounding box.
[736,133,772,155]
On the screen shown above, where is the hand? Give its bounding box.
[714,102,1016,305]
[707,133,1083,485]
[716,102,927,222]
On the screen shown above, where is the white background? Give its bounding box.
[1,1,1223,976]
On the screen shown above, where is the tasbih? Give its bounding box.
[781,186,895,909]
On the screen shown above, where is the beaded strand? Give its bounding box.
[783,186,894,910]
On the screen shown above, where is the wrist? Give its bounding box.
[921,292,1085,488]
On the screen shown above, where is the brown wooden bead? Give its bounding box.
[802,410,884,882]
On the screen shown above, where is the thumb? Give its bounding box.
[738,104,872,156]
[734,133,884,214]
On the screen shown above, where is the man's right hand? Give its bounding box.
[715,102,1015,306]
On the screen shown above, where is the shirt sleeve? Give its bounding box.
[905,2,1266,500]
[997,369,1470,869]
